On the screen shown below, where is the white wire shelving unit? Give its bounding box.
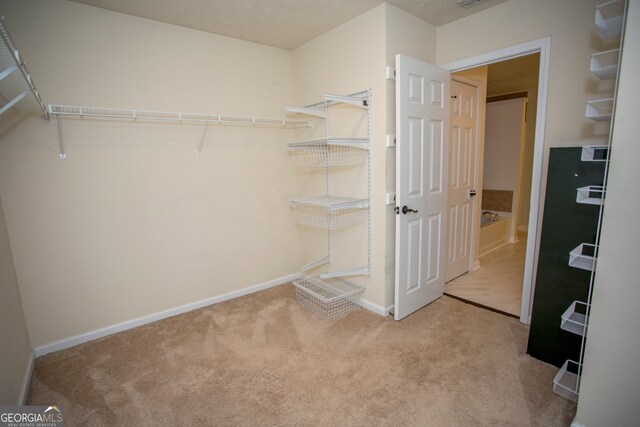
[0,17,49,119]
[553,0,627,404]
[287,90,371,319]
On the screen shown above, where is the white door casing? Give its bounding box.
[445,79,479,282]
[394,55,450,321]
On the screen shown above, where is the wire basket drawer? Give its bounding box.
[291,204,367,229]
[293,275,364,321]
[288,139,368,168]
[290,197,369,230]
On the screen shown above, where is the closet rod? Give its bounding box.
[49,104,311,128]
[0,17,50,120]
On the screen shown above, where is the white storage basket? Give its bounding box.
[293,275,364,321]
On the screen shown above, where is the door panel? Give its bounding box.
[445,79,478,282]
[395,55,449,321]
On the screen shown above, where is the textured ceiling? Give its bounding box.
[69,0,508,50]
[487,53,540,97]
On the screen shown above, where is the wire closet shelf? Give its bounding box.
[48,105,310,128]
[290,196,369,230]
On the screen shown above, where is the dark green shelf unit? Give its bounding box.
[527,147,606,367]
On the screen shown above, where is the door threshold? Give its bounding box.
[443,292,519,319]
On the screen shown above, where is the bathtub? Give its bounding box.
[479,213,511,256]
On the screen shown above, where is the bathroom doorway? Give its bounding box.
[445,53,541,317]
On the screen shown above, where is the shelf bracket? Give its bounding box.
[301,256,330,272]
[320,266,369,279]
[0,63,18,82]
[0,88,30,116]
[56,115,66,159]
[198,122,208,154]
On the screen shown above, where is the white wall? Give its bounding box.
[0,0,302,348]
[0,193,32,404]
[574,0,640,425]
[483,99,525,192]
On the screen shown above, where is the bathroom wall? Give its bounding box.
[483,98,526,216]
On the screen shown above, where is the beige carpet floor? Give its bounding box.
[28,284,576,426]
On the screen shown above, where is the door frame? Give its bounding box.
[441,36,551,324]
[446,75,482,281]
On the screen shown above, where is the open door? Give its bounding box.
[445,78,479,282]
[394,55,450,321]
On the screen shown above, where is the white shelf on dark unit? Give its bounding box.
[586,98,614,121]
[553,360,581,402]
[568,243,598,272]
[561,301,589,337]
[590,49,620,79]
[595,0,625,39]
[576,185,605,205]
[581,145,609,162]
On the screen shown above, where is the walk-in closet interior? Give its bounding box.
[1,1,638,426]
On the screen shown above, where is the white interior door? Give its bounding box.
[394,55,450,321]
[445,79,478,282]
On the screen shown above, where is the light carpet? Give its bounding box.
[28,284,576,426]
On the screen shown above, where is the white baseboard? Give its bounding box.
[358,298,393,316]
[18,350,35,405]
[34,273,301,357]
[571,420,586,427]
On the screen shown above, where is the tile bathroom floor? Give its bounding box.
[444,233,527,317]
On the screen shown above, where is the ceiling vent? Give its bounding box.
[456,0,488,8]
